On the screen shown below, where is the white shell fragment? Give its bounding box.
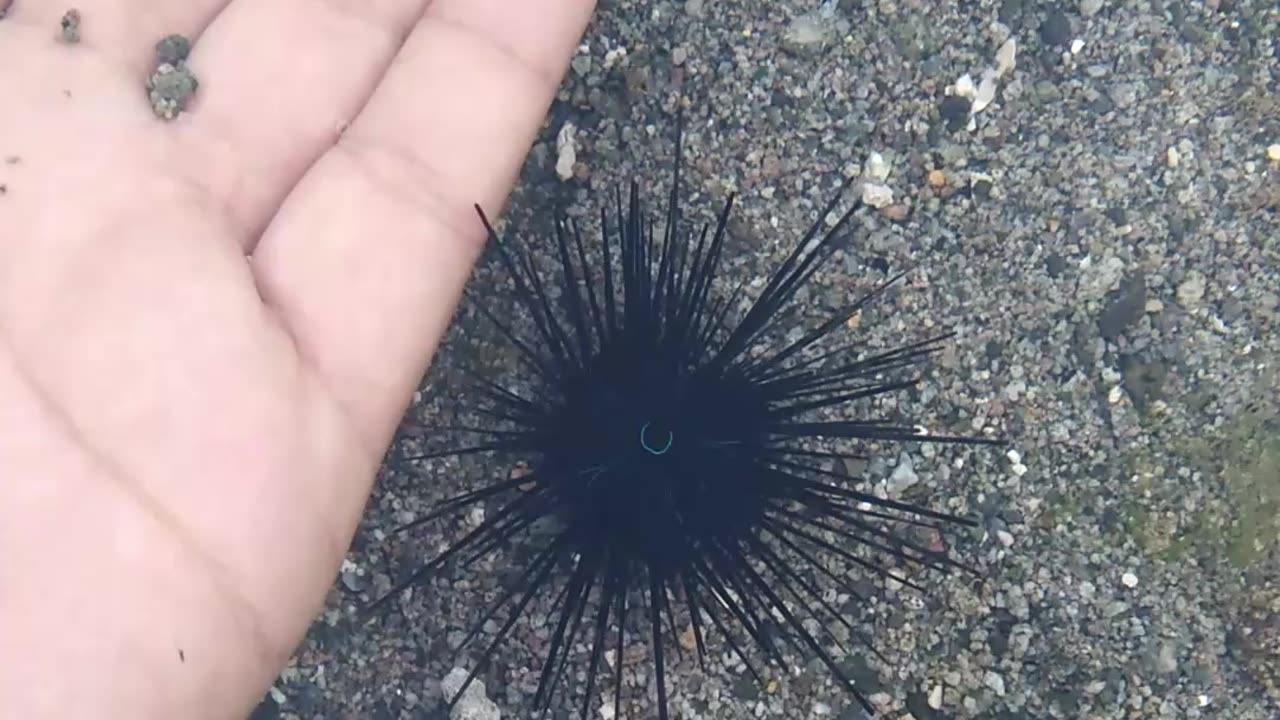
[948,37,1018,123]
[995,38,1017,78]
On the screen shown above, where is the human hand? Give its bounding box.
[0,1,594,717]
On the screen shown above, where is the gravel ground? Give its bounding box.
[255,2,1279,719]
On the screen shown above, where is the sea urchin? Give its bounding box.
[371,130,1000,719]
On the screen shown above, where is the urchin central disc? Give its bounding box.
[638,422,674,455]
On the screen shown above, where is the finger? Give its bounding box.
[251,0,595,451]
[172,0,429,247]
[7,0,229,77]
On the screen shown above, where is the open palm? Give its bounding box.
[0,2,593,717]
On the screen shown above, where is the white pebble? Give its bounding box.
[1267,143,1280,162]
[997,530,1015,547]
[984,671,1006,696]
[1166,145,1180,168]
[1121,572,1139,588]
[555,122,578,181]
[860,181,894,209]
[928,684,944,709]
[1070,38,1085,54]
[812,701,832,716]
[865,151,891,181]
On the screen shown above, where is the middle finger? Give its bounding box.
[174,0,430,248]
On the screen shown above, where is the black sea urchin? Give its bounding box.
[372,131,1000,719]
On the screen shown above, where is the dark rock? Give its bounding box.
[939,95,972,132]
[1098,273,1147,339]
[1045,253,1067,278]
[905,691,939,718]
[1040,10,1073,46]
[155,34,191,64]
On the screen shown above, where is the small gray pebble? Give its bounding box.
[59,8,81,43]
[155,33,192,64]
[146,62,199,120]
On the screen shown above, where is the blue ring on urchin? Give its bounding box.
[369,128,1002,719]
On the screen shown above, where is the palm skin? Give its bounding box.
[0,2,595,718]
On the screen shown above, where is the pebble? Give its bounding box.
[865,151,891,181]
[783,11,835,49]
[555,122,578,181]
[147,62,199,120]
[1080,0,1105,16]
[878,203,910,221]
[1267,143,1280,162]
[1156,642,1178,674]
[984,671,1007,696]
[887,453,919,495]
[1078,256,1126,301]
[1040,11,1072,46]
[939,95,972,132]
[928,684,943,709]
[868,692,892,708]
[1121,572,1139,588]
[155,33,191,64]
[997,530,1015,547]
[441,668,501,720]
[59,8,81,43]
[1176,271,1207,307]
[860,182,894,209]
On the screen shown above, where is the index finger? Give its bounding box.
[251,0,595,453]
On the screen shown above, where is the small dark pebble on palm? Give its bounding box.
[147,63,198,120]
[60,8,81,43]
[146,34,197,120]
[155,34,191,64]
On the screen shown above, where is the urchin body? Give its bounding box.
[372,134,1000,719]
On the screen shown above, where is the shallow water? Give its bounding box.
[271,3,1280,719]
